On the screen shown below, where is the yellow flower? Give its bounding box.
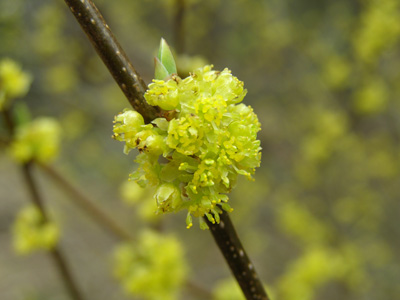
[0,58,32,110]
[113,230,187,300]
[113,65,261,228]
[10,117,61,163]
[13,205,60,255]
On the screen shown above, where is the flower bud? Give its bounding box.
[155,183,182,212]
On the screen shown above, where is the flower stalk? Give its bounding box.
[63,0,160,123]
[38,163,135,241]
[206,210,270,300]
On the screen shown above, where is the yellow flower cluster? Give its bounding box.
[113,230,187,300]
[113,65,261,228]
[0,58,32,110]
[277,246,364,300]
[13,205,59,255]
[10,117,61,163]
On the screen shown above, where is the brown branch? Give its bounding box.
[21,162,86,300]
[0,136,11,146]
[2,108,85,300]
[185,281,214,299]
[37,162,134,241]
[39,163,215,299]
[63,0,160,123]
[205,210,270,300]
[1,107,16,135]
[62,1,269,299]
[38,164,216,299]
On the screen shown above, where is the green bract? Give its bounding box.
[155,38,177,80]
[113,65,261,229]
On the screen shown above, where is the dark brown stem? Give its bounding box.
[21,162,85,300]
[205,210,270,300]
[38,164,215,299]
[174,0,185,53]
[21,163,48,215]
[185,281,213,299]
[63,0,160,123]
[1,107,16,136]
[0,136,11,146]
[38,162,134,241]
[40,164,216,299]
[50,249,85,300]
[2,108,85,300]
[62,1,269,298]
[22,164,86,300]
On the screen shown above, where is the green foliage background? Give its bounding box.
[1,0,400,299]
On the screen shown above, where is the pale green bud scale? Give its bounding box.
[156,38,177,78]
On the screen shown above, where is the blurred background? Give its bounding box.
[1,0,400,299]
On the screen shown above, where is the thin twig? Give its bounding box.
[40,163,214,299]
[0,136,11,146]
[2,108,85,300]
[62,1,269,299]
[63,0,160,123]
[205,210,269,300]
[185,281,214,299]
[37,162,134,241]
[1,107,16,135]
[38,163,213,298]
[21,162,86,300]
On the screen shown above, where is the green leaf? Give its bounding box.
[154,57,170,80]
[156,38,177,78]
